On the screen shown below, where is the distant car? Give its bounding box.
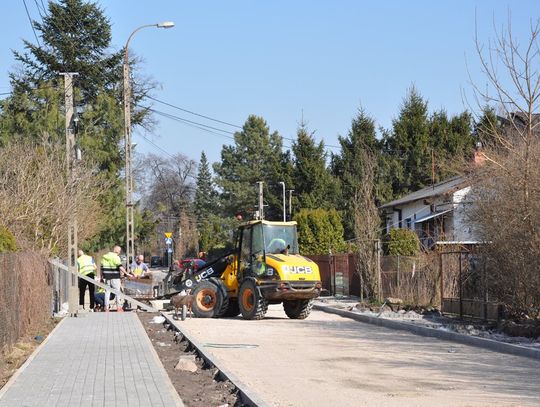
[150,255,163,268]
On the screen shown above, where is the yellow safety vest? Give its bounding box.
[77,254,95,276]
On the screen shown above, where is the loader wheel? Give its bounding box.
[283,299,313,319]
[222,298,241,318]
[238,279,268,320]
[209,277,229,318]
[192,280,224,318]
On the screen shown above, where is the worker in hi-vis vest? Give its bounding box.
[77,250,97,310]
[100,245,129,312]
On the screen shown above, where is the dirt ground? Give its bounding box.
[0,317,58,389]
[138,312,243,407]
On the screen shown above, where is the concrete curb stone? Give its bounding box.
[161,312,272,407]
[314,303,540,361]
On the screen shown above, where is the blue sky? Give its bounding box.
[1,1,538,165]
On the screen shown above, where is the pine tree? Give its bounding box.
[11,0,122,102]
[194,151,218,223]
[292,123,339,210]
[385,86,431,195]
[332,108,384,239]
[214,115,292,221]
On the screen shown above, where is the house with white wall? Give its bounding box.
[380,176,479,248]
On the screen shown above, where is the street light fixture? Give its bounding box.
[124,21,174,265]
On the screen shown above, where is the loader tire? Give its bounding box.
[283,299,313,319]
[238,279,268,320]
[222,298,241,318]
[209,277,229,318]
[192,280,224,318]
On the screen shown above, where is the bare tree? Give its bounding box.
[139,152,196,216]
[469,17,540,317]
[0,141,110,256]
[353,149,380,301]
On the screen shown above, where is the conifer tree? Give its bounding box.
[214,115,292,221]
[292,123,339,210]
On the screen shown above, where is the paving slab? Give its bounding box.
[0,313,183,407]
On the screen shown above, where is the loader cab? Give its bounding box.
[237,220,299,279]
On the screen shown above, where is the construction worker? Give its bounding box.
[129,254,150,279]
[77,250,97,310]
[93,284,115,311]
[100,245,129,312]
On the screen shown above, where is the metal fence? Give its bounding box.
[0,252,53,351]
[310,250,501,320]
[50,257,77,314]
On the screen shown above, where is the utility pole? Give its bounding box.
[288,189,294,221]
[61,72,79,315]
[124,53,135,266]
[279,182,286,222]
[256,181,264,220]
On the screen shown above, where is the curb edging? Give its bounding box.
[161,312,271,407]
[313,304,540,361]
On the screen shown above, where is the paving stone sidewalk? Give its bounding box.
[0,313,183,407]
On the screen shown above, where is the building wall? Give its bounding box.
[451,186,477,242]
[385,200,432,232]
[384,186,478,243]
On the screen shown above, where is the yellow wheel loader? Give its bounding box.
[162,220,322,320]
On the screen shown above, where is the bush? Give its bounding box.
[0,225,17,253]
[386,228,420,256]
[294,208,346,255]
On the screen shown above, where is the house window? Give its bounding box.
[406,218,412,229]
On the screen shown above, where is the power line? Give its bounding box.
[22,0,41,47]
[147,95,243,130]
[32,0,45,19]
[146,95,341,150]
[147,107,236,137]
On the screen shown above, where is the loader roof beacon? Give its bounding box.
[159,220,322,320]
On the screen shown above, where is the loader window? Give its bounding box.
[251,224,264,258]
[239,227,251,274]
[263,225,299,254]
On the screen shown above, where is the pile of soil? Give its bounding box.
[138,312,243,407]
[0,317,58,389]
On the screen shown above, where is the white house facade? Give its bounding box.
[380,176,478,248]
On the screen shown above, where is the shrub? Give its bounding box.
[294,208,346,255]
[0,225,17,253]
[386,228,420,256]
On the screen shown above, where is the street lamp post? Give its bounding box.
[288,189,294,221]
[124,21,174,265]
[278,182,286,222]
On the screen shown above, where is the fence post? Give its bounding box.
[397,254,400,295]
[439,252,444,312]
[376,239,382,302]
[483,261,488,321]
[459,253,463,319]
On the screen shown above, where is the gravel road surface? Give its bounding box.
[167,305,540,407]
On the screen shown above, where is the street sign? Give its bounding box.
[164,232,172,238]
[165,237,172,245]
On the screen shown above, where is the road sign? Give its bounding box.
[165,232,172,238]
[165,237,172,245]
